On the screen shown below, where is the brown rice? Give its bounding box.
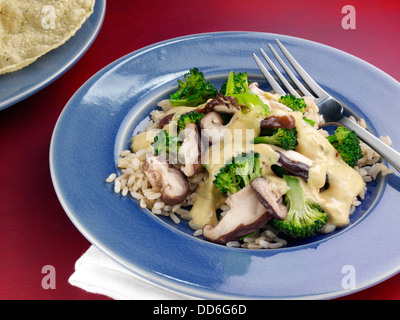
[106,99,394,249]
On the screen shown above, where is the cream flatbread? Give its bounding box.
[0,0,95,75]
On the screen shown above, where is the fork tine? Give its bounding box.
[259,48,300,98]
[275,39,328,99]
[252,53,286,96]
[267,44,313,97]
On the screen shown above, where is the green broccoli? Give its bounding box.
[213,167,241,195]
[213,151,262,194]
[151,130,182,155]
[279,94,307,113]
[177,111,204,132]
[326,126,362,167]
[219,79,228,95]
[271,175,327,238]
[302,117,315,127]
[170,68,218,107]
[224,71,270,116]
[253,127,298,150]
[279,94,315,126]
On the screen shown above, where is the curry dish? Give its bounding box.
[107,69,392,248]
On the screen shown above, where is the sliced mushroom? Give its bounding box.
[270,146,313,181]
[158,113,175,128]
[142,155,189,206]
[250,177,287,221]
[199,111,230,144]
[178,123,202,177]
[202,185,272,244]
[320,174,330,192]
[199,111,223,129]
[248,82,265,97]
[260,114,296,130]
[198,93,240,114]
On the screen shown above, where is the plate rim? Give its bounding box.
[0,0,106,111]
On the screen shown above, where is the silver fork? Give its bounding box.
[253,39,400,172]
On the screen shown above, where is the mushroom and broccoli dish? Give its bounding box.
[106,68,394,249]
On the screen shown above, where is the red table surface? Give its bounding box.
[1,0,399,300]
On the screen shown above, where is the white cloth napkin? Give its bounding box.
[69,245,193,300]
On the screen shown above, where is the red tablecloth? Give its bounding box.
[1,0,399,300]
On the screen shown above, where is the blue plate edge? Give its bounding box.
[0,0,107,111]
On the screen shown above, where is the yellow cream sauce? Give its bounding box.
[189,101,364,228]
[131,96,365,229]
[130,107,196,153]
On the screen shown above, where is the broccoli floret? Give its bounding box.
[225,71,249,95]
[170,68,218,107]
[225,71,270,116]
[213,151,262,194]
[279,94,315,126]
[219,79,227,95]
[234,152,262,186]
[326,126,362,167]
[271,175,328,238]
[177,111,204,132]
[253,127,298,150]
[151,130,182,155]
[279,94,307,113]
[213,166,241,194]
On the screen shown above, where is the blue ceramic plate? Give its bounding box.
[50,32,400,299]
[0,0,106,111]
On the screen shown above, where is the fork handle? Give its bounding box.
[338,117,400,172]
